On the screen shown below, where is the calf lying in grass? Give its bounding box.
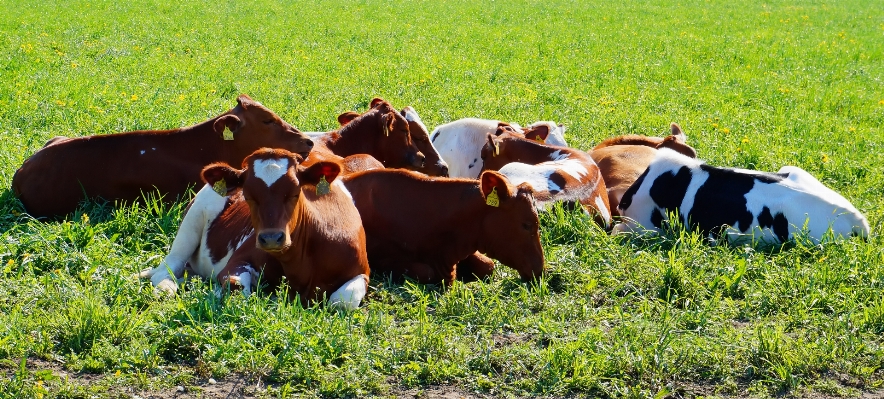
[139,149,369,309]
[614,148,870,245]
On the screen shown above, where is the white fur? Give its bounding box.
[430,118,564,178]
[615,148,870,244]
[333,179,353,204]
[594,195,611,226]
[499,162,562,195]
[253,158,289,187]
[138,184,229,294]
[328,274,368,310]
[402,106,450,172]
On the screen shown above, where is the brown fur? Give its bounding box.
[202,149,370,306]
[342,169,545,284]
[306,98,426,172]
[12,95,314,219]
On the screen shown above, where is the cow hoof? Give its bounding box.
[154,279,178,295]
[134,267,154,279]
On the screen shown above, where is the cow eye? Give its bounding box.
[263,119,274,125]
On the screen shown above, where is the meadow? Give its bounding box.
[1,0,883,397]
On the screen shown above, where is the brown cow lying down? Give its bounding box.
[342,169,545,284]
[12,95,314,220]
[304,98,430,173]
[480,127,612,229]
[589,123,698,215]
[138,149,369,309]
[306,100,448,176]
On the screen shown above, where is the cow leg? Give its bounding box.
[328,274,369,310]
[374,258,451,285]
[217,262,259,297]
[456,252,495,283]
[137,186,226,294]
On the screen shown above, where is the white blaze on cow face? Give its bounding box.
[328,274,368,310]
[252,158,289,186]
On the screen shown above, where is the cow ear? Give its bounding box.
[370,98,385,109]
[236,94,254,110]
[379,112,396,137]
[657,135,698,158]
[479,171,512,205]
[202,163,244,194]
[495,122,517,135]
[670,123,686,142]
[214,114,242,136]
[298,161,342,186]
[524,125,550,143]
[337,111,360,126]
[483,133,502,158]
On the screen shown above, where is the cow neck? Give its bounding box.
[428,181,488,261]
[502,136,565,164]
[179,111,241,165]
[323,110,380,159]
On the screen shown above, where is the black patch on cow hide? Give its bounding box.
[431,132,439,142]
[757,206,790,242]
[649,166,692,216]
[690,165,757,236]
[548,173,566,195]
[618,167,650,211]
[651,208,664,228]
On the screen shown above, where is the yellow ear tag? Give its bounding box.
[493,142,500,156]
[485,187,500,207]
[535,136,545,144]
[222,126,234,141]
[212,179,227,196]
[316,175,330,196]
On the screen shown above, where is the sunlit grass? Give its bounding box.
[1,0,883,397]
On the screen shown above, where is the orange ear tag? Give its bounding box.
[486,187,500,207]
[212,180,227,196]
[316,175,330,196]
[222,126,234,140]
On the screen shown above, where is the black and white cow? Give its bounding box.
[613,148,870,244]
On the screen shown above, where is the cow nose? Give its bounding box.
[305,139,314,148]
[258,231,285,249]
[440,163,449,177]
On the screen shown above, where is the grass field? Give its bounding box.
[2,0,884,397]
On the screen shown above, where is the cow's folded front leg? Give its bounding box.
[456,252,495,283]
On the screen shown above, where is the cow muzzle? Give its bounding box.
[257,230,287,251]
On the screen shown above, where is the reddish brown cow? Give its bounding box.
[306,98,427,172]
[480,128,612,228]
[399,106,449,177]
[589,123,697,215]
[12,95,314,220]
[139,149,369,309]
[342,169,545,284]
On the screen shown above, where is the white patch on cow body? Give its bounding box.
[141,184,229,294]
[328,274,368,310]
[499,162,562,196]
[332,179,354,204]
[595,195,611,226]
[253,158,289,187]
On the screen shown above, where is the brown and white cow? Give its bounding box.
[12,95,314,220]
[138,149,369,309]
[480,128,612,228]
[589,123,697,215]
[342,169,545,284]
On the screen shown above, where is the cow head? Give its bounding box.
[400,106,449,177]
[521,124,551,144]
[478,171,545,281]
[213,94,314,162]
[201,148,341,253]
[333,98,426,171]
[479,129,554,173]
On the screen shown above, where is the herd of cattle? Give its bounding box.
[10,95,871,309]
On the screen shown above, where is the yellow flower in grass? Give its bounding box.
[879,99,884,105]
[130,94,138,101]
[721,128,730,134]
[848,127,856,132]
[741,136,750,144]
[821,153,830,163]
[55,100,65,107]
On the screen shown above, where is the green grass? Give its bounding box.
[1,0,883,397]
